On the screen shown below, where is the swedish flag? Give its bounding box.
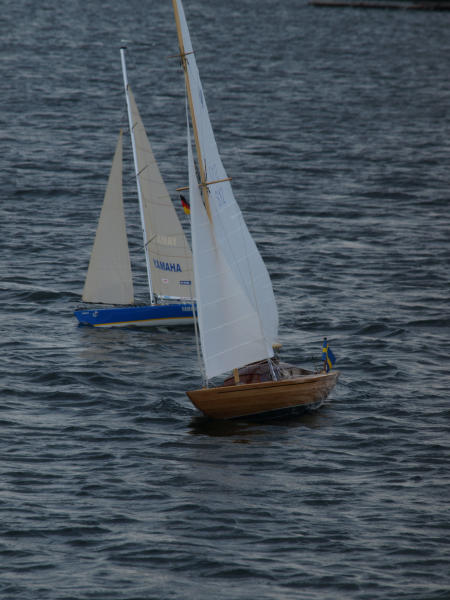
[322,337,336,372]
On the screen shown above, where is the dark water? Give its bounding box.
[2,1,449,598]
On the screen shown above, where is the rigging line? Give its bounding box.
[124,173,139,186]
[176,7,270,362]
[185,96,206,388]
[172,9,211,222]
[120,41,157,49]
[213,196,272,368]
[177,30,262,324]
[192,294,205,387]
[268,358,278,382]
[167,50,194,60]
[213,193,268,326]
[135,164,149,178]
[177,157,195,300]
[120,46,155,304]
[239,207,270,339]
[141,234,157,249]
[205,176,272,375]
[177,177,231,193]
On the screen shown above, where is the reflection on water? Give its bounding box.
[188,405,332,439]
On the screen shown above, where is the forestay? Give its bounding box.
[127,89,195,300]
[82,131,134,305]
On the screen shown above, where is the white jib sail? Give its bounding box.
[82,130,134,305]
[188,127,272,380]
[175,0,278,349]
[127,88,195,300]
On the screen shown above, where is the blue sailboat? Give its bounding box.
[74,48,195,328]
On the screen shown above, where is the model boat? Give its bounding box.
[172,0,339,419]
[74,48,195,327]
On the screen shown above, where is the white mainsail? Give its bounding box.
[82,130,134,305]
[127,88,195,301]
[188,129,271,379]
[175,0,279,379]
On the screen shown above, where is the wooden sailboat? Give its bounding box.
[74,48,195,328]
[172,0,339,419]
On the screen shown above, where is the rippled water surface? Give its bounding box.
[2,1,449,599]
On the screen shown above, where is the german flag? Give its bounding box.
[180,194,190,215]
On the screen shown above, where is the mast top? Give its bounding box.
[172,0,212,221]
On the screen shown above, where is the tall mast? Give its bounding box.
[120,47,155,304]
[172,0,212,220]
[172,1,241,385]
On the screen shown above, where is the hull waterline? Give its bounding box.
[187,371,339,420]
[74,302,194,328]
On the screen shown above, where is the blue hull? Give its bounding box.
[74,303,194,328]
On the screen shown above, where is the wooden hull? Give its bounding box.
[186,371,339,420]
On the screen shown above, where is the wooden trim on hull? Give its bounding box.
[186,371,339,420]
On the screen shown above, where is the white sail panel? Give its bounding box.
[128,88,195,300]
[175,0,278,346]
[189,133,271,379]
[82,131,134,305]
